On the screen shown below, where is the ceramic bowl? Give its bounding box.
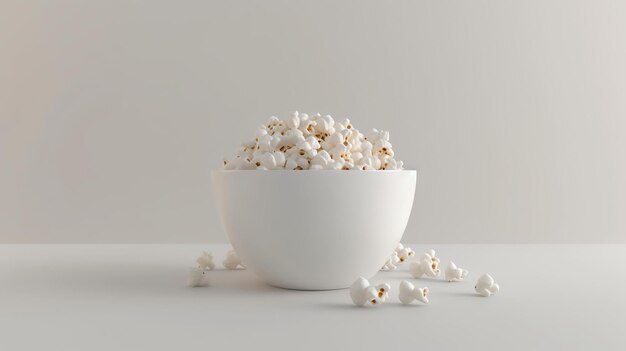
[211,170,416,290]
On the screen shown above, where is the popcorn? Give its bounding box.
[395,243,415,263]
[223,249,245,269]
[398,280,429,305]
[380,251,400,271]
[475,274,500,297]
[196,251,215,271]
[445,261,469,282]
[349,277,388,306]
[222,112,404,170]
[409,249,441,278]
[375,283,391,302]
[418,249,440,264]
[381,243,415,271]
[187,267,210,287]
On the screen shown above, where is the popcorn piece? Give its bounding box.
[375,283,391,302]
[398,280,429,304]
[349,277,387,306]
[223,249,245,269]
[222,112,404,170]
[187,267,210,287]
[418,249,440,264]
[395,243,415,263]
[196,251,215,271]
[475,274,500,297]
[409,249,441,278]
[445,261,469,282]
[380,251,400,271]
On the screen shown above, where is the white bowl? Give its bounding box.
[211,170,416,290]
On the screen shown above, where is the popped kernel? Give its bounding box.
[409,249,441,278]
[398,280,429,304]
[223,249,245,269]
[445,261,469,282]
[196,251,215,271]
[349,277,388,306]
[475,274,500,297]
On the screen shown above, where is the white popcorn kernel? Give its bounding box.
[305,136,320,150]
[334,121,346,132]
[300,119,316,135]
[328,144,349,162]
[323,132,344,150]
[187,267,210,287]
[296,140,316,158]
[236,157,256,170]
[409,250,441,278]
[273,151,286,168]
[381,251,400,271]
[373,139,394,157]
[255,128,268,138]
[309,164,324,170]
[223,249,245,269]
[315,115,335,134]
[398,280,429,304]
[349,277,385,306]
[287,111,300,129]
[351,151,364,163]
[375,283,391,303]
[285,158,298,170]
[311,152,329,167]
[361,140,373,151]
[259,152,277,169]
[445,261,469,282]
[296,156,310,169]
[326,158,345,170]
[475,274,500,297]
[257,134,272,152]
[419,249,440,264]
[395,244,415,263]
[196,251,215,271]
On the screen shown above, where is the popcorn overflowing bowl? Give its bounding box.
[211,170,416,290]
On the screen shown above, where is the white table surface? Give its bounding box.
[1,244,624,350]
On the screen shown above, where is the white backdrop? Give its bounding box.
[2,0,625,243]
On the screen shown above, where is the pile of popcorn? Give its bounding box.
[222,111,404,171]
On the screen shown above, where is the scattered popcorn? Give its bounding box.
[418,249,440,264]
[395,243,415,263]
[375,283,391,302]
[349,277,388,306]
[409,249,441,278]
[398,280,429,305]
[187,267,210,287]
[380,251,400,271]
[381,243,415,271]
[475,274,500,297]
[196,251,215,271]
[223,249,245,269]
[222,111,404,170]
[445,261,469,282]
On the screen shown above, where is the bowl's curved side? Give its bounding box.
[211,171,416,290]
